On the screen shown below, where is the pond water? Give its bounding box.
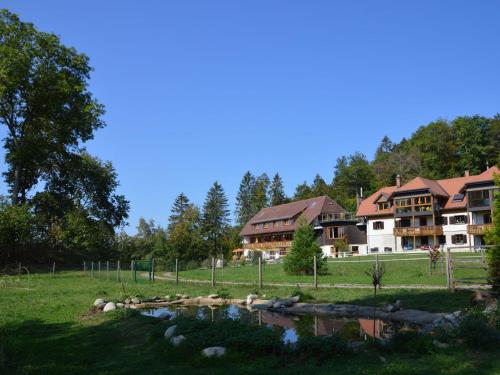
[142,305,418,344]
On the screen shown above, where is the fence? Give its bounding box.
[445,245,493,292]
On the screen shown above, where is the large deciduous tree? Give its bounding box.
[0,10,105,205]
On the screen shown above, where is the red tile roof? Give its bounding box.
[356,166,499,217]
[239,196,346,237]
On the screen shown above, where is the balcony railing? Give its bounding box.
[393,225,443,236]
[319,212,360,223]
[467,224,493,235]
[244,240,293,250]
[468,199,491,208]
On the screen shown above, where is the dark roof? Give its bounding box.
[240,196,346,237]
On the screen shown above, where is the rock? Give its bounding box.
[124,298,131,304]
[103,302,116,312]
[164,325,177,339]
[395,300,402,310]
[95,302,106,310]
[93,298,106,306]
[170,335,186,346]
[201,346,226,358]
[385,304,395,312]
[290,295,300,303]
[164,295,172,301]
[131,297,141,304]
[175,293,183,299]
[246,294,258,305]
[157,310,172,319]
[116,303,124,308]
[208,294,219,299]
[273,302,283,309]
[433,340,450,349]
[266,299,277,307]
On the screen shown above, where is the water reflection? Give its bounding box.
[142,304,409,344]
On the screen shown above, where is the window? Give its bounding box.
[419,217,428,227]
[351,246,359,254]
[263,222,269,229]
[377,202,391,211]
[255,224,262,230]
[373,221,384,230]
[436,216,448,225]
[451,234,467,245]
[452,194,464,202]
[384,247,392,253]
[327,226,344,239]
[414,196,431,205]
[370,247,379,253]
[284,219,293,225]
[279,249,287,256]
[468,190,490,208]
[450,215,468,225]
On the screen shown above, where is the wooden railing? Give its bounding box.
[467,224,493,235]
[319,212,360,223]
[244,241,293,250]
[393,225,443,236]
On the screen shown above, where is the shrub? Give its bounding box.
[289,286,314,302]
[386,332,434,355]
[456,314,500,349]
[294,335,347,359]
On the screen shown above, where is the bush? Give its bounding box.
[457,314,500,349]
[289,286,314,302]
[294,335,347,359]
[386,332,434,355]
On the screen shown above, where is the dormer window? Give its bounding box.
[284,219,293,225]
[263,222,269,229]
[377,202,391,211]
[255,224,262,230]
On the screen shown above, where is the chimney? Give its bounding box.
[356,188,365,209]
[464,170,470,177]
[396,174,401,188]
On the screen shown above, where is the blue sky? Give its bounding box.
[1,1,499,233]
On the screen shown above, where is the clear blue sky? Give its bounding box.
[1,1,499,233]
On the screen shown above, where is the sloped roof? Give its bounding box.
[356,166,499,217]
[240,196,346,236]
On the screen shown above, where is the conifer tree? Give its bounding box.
[168,193,190,230]
[486,175,500,292]
[252,173,270,214]
[283,216,327,275]
[269,173,288,206]
[235,172,256,226]
[202,182,230,257]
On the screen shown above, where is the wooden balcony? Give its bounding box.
[244,241,293,250]
[467,224,493,235]
[393,225,443,236]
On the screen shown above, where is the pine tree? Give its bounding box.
[311,174,330,197]
[269,173,287,206]
[202,181,230,257]
[252,173,270,214]
[168,193,190,230]
[235,172,256,226]
[283,215,327,275]
[486,175,500,292]
[293,181,313,201]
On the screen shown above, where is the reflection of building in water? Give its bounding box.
[260,311,394,341]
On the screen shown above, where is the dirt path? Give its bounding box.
[149,272,456,290]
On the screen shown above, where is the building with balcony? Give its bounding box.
[356,166,498,253]
[239,196,367,259]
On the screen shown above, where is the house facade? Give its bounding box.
[239,196,367,259]
[356,166,498,253]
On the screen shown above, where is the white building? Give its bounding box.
[356,167,498,254]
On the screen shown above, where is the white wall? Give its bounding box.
[442,212,468,245]
[366,217,396,253]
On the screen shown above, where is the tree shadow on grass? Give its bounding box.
[1,305,499,375]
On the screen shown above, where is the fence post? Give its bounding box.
[106,261,110,280]
[221,254,224,278]
[91,261,94,278]
[428,255,432,276]
[258,256,263,289]
[83,261,86,275]
[152,258,155,282]
[52,261,56,276]
[117,260,121,282]
[130,260,134,281]
[212,257,216,287]
[175,258,179,285]
[445,248,452,291]
[98,261,101,280]
[313,255,318,289]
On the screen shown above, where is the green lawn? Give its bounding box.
[1,271,499,374]
[177,252,486,286]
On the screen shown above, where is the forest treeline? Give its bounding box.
[0,10,499,266]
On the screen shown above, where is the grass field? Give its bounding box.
[177,252,486,286]
[1,271,499,374]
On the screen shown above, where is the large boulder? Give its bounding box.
[103,302,116,312]
[170,335,185,346]
[208,294,219,299]
[131,297,141,304]
[201,346,226,358]
[164,325,177,339]
[246,294,258,305]
[93,298,106,306]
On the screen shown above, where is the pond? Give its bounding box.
[142,304,419,344]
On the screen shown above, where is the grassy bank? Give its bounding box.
[1,272,499,374]
[178,252,485,286]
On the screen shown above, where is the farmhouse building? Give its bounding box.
[239,196,367,259]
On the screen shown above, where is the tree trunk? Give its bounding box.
[12,165,20,205]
